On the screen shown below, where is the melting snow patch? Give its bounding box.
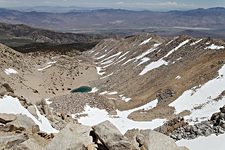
[38,65,52,71]
[190,39,203,46]
[95,54,107,60]
[139,37,152,46]
[96,67,105,75]
[164,39,190,58]
[100,72,114,79]
[89,87,99,93]
[122,58,135,66]
[107,91,118,95]
[169,64,225,123]
[45,98,52,105]
[0,96,58,133]
[100,52,122,63]
[4,68,18,75]
[176,75,181,80]
[47,61,57,65]
[138,57,150,66]
[205,44,224,50]
[119,95,132,102]
[177,133,225,150]
[135,48,156,61]
[74,99,165,134]
[139,59,168,75]
[139,40,190,75]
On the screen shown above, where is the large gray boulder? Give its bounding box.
[45,122,93,150]
[92,120,135,150]
[14,138,44,150]
[0,133,28,149]
[125,129,188,150]
[7,115,40,133]
[0,113,17,124]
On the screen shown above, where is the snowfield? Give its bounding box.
[0,96,58,133]
[177,133,225,150]
[170,64,225,123]
[74,99,166,134]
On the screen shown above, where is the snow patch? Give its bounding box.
[139,39,190,75]
[74,99,165,134]
[169,64,225,123]
[38,65,52,71]
[177,133,225,150]
[139,37,152,46]
[138,57,150,66]
[0,96,58,133]
[176,75,181,80]
[139,59,168,75]
[119,95,132,102]
[96,67,105,75]
[100,72,114,79]
[89,87,99,93]
[205,44,224,50]
[4,68,18,75]
[164,39,190,58]
[190,39,203,46]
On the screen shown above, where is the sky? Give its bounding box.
[1,0,225,11]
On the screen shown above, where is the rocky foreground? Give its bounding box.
[0,84,187,150]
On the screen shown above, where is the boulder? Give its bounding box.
[220,106,225,113]
[7,115,40,133]
[125,129,188,150]
[92,120,135,150]
[1,83,14,93]
[0,133,28,149]
[14,138,44,150]
[0,113,17,124]
[27,105,38,118]
[45,122,93,150]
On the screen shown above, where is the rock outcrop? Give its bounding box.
[92,120,135,150]
[46,123,93,150]
[125,129,187,150]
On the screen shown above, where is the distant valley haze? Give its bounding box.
[1,0,225,11]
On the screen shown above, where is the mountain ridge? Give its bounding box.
[0,7,225,32]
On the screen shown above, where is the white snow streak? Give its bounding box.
[75,99,165,134]
[0,96,58,133]
[139,37,152,46]
[4,68,18,75]
[139,39,190,75]
[205,44,224,50]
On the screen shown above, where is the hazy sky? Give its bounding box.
[1,0,225,10]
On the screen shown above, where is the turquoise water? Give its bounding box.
[71,86,92,93]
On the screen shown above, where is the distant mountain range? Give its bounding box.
[0,7,225,33]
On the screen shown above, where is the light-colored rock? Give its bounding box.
[27,105,38,118]
[45,122,93,150]
[125,129,188,150]
[7,115,40,133]
[14,138,44,150]
[0,113,17,124]
[92,120,134,150]
[0,133,28,148]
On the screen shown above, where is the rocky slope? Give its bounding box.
[87,34,225,122]
[0,22,102,48]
